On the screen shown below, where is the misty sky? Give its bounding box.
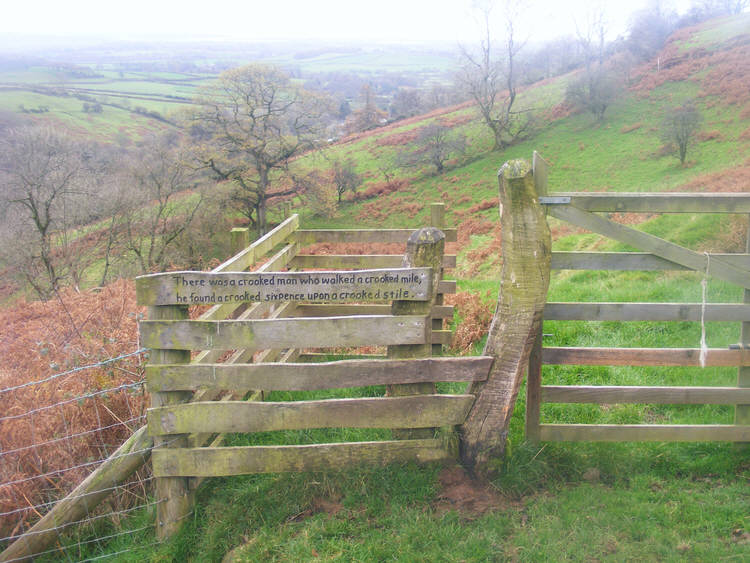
[4,0,694,44]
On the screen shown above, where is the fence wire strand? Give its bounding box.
[0,347,155,561]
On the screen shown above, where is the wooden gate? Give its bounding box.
[136,207,493,538]
[526,153,750,443]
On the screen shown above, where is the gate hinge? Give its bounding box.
[538,196,571,205]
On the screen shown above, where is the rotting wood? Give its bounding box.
[147,356,493,392]
[387,227,445,440]
[140,315,428,351]
[539,424,750,442]
[544,302,750,322]
[542,347,750,366]
[461,159,551,475]
[0,427,152,563]
[542,385,750,405]
[152,439,451,477]
[147,395,475,437]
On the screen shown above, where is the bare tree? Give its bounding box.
[458,0,533,151]
[0,127,94,297]
[121,136,204,273]
[189,64,330,235]
[661,100,703,165]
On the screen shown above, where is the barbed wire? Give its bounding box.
[2,525,155,562]
[0,381,144,422]
[0,415,145,458]
[0,348,155,562]
[0,348,147,395]
[0,500,163,544]
[0,477,154,519]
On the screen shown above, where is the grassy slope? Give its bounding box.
[32,14,750,562]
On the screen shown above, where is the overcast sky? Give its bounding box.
[3,0,695,44]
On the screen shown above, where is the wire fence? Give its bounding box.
[0,348,157,561]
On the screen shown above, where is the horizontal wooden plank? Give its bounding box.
[544,302,750,322]
[542,385,750,405]
[136,268,432,306]
[256,242,299,272]
[551,252,750,271]
[214,214,299,273]
[141,315,428,351]
[295,228,457,244]
[539,424,750,442]
[298,353,387,361]
[291,304,454,319]
[152,439,452,477]
[147,356,492,392]
[432,330,452,345]
[542,347,750,366]
[548,205,750,290]
[291,254,456,269]
[438,280,456,294]
[549,193,750,213]
[148,395,475,435]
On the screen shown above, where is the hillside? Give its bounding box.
[3,13,750,562]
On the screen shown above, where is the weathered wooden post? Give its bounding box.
[460,159,551,475]
[738,214,750,436]
[387,226,445,439]
[230,227,251,257]
[147,304,194,539]
[430,202,446,357]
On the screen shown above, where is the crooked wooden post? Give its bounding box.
[387,226,445,439]
[460,159,551,476]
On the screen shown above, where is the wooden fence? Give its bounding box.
[136,204,496,538]
[526,153,750,443]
